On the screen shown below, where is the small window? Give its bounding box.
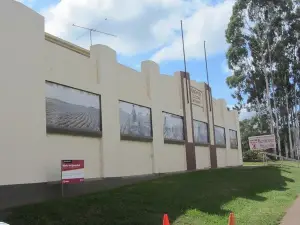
[193,120,209,144]
[45,81,102,137]
[163,112,184,141]
[214,126,226,147]
[119,101,152,139]
[229,129,238,149]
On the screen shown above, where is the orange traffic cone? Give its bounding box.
[228,212,235,225]
[163,214,170,225]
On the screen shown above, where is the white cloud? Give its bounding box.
[151,0,234,62]
[227,105,256,121]
[39,0,234,61]
[239,108,256,121]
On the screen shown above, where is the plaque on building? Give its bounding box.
[191,86,203,107]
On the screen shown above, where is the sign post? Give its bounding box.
[248,134,276,166]
[61,160,84,197]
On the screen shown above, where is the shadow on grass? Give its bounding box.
[6,166,294,225]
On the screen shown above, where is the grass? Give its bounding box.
[5,164,300,225]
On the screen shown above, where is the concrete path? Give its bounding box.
[280,196,300,225]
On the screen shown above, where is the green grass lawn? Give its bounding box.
[5,165,300,225]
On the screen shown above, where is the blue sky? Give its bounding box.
[19,0,236,106]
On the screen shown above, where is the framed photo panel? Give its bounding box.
[193,120,209,144]
[214,126,226,147]
[45,81,101,136]
[163,112,184,141]
[229,129,238,149]
[119,101,152,138]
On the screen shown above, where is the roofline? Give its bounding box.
[45,33,90,57]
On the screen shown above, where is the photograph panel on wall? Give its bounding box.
[119,101,152,138]
[46,81,101,136]
[229,129,238,149]
[214,126,226,147]
[163,112,184,141]
[193,120,209,144]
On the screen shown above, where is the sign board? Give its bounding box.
[61,160,84,184]
[191,86,203,107]
[248,134,276,150]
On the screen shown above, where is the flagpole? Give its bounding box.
[204,41,212,111]
[180,20,189,103]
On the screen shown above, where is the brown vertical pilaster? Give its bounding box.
[204,83,217,168]
[180,71,196,171]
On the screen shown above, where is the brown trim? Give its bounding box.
[215,144,227,149]
[180,73,188,145]
[164,139,185,145]
[187,73,195,144]
[204,84,212,143]
[119,100,153,138]
[46,127,102,138]
[120,134,153,142]
[204,83,218,168]
[195,143,209,147]
[180,72,196,171]
[209,87,216,144]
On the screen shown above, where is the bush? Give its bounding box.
[243,150,263,162]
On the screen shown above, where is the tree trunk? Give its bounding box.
[270,77,281,156]
[264,74,274,135]
[286,91,294,158]
[284,134,289,157]
[294,86,300,157]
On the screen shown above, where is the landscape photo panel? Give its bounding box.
[119,101,152,138]
[193,120,209,144]
[46,82,101,135]
[163,112,184,141]
[229,129,238,149]
[214,126,226,146]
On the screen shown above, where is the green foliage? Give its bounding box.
[226,0,300,158]
[225,0,300,108]
[240,116,269,151]
[243,150,263,162]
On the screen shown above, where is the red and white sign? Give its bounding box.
[61,160,84,184]
[248,134,276,150]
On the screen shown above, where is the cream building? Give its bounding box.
[0,0,242,209]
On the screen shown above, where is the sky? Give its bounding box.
[17,0,254,120]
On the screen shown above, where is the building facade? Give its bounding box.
[0,0,242,209]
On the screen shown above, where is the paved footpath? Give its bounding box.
[280,196,300,225]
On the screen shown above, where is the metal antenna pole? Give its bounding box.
[180,20,189,103]
[204,41,212,111]
[204,41,210,87]
[72,24,117,46]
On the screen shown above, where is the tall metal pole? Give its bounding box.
[90,30,92,46]
[204,41,210,87]
[204,41,212,111]
[180,20,189,103]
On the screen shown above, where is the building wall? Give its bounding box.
[0,0,242,187]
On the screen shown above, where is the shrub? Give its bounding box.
[243,150,263,162]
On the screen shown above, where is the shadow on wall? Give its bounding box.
[5,166,293,225]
